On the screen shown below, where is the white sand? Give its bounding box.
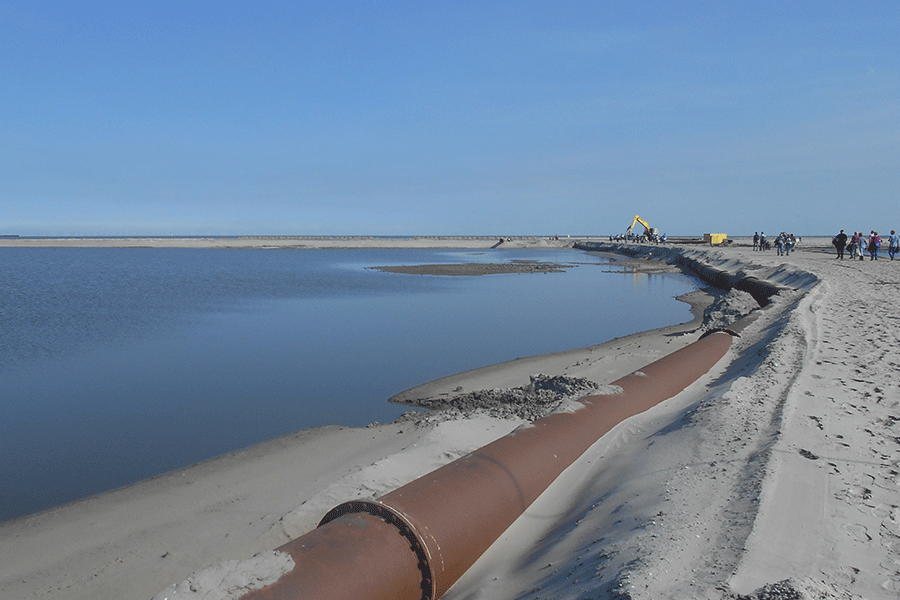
[1,236,897,599]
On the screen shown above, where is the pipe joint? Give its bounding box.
[320,500,435,600]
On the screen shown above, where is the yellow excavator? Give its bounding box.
[626,215,659,241]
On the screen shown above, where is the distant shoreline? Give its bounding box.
[0,235,839,254]
[0,235,590,249]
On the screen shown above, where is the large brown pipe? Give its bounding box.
[243,330,734,600]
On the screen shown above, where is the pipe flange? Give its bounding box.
[320,499,435,600]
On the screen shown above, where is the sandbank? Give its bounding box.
[1,235,896,600]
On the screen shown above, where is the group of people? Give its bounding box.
[832,230,900,261]
[752,229,899,261]
[752,231,799,255]
[609,232,667,244]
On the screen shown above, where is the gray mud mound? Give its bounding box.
[701,288,759,331]
[401,374,598,423]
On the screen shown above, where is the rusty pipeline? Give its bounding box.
[242,330,735,600]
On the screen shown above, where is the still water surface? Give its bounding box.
[0,248,698,520]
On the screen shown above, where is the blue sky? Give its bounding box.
[3,2,898,236]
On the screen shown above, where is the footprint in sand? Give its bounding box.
[832,565,859,586]
[873,474,900,492]
[881,576,900,594]
[843,523,872,543]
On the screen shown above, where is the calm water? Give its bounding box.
[0,248,698,520]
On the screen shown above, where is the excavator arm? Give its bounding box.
[626,215,652,236]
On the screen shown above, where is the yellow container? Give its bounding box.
[703,233,728,245]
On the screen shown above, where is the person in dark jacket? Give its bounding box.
[833,230,848,259]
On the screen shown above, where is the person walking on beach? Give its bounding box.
[847,232,859,260]
[785,233,795,255]
[753,232,759,251]
[868,231,881,260]
[833,230,848,259]
[889,230,900,260]
[774,234,784,256]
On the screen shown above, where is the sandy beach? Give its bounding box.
[1,235,897,599]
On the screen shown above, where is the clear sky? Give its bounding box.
[3,2,898,236]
